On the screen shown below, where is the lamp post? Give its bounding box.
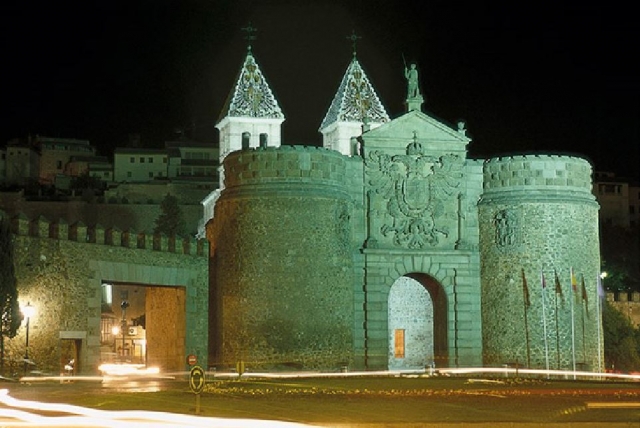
[22,302,36,376]
[111,325,120,361]
[120,300,129,361]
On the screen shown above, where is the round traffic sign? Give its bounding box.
[187,354,197,366]
[189,365,206,394]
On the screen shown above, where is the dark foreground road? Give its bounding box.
[2,373,640,427]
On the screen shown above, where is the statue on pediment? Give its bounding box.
[404,62,420,99]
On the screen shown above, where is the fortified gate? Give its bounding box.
[206,46,603,371]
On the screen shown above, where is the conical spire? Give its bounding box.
[217,50,284,122]
[319,57,389,131]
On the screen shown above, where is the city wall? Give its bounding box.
[1,210,208,375]
[0,192,204,235]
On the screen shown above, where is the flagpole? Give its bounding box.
[541,270,549,372]
[570,268,576,378]
[522,269,531,368]
[554,270,562,370]
[581,275,587,364]
[597,273,605,372]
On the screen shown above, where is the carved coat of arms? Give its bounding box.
[366,140,462,249]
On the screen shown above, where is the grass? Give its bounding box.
[6,375,640,425]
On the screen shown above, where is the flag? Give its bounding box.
[522,268,531,307]
[541,271,546,289]
[597,274,605,299]
[554,270,563,297]
[570,268,578,294]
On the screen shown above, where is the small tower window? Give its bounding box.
[259,133,268,148]
[241,132,251,150]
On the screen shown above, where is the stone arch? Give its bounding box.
[387,272,448,369]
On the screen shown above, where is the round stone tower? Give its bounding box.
[478,155,603,371]
[207,145,355,370]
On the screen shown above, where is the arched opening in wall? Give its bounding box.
[100,282,186,372]
[388,274,448,370]
[241,132,251,149]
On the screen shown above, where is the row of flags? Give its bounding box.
[521,268,605,313]
[519,267,604,371]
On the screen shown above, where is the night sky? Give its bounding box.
[2,1,638,179]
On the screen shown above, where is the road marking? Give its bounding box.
[587,402,640,409]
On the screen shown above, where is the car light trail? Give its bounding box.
[0,389,318,428]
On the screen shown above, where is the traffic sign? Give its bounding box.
[189,365,206,394]
[187,354,197,366]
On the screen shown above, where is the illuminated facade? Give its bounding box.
[206,48,603,371]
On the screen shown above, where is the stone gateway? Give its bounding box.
[205,47,603,372]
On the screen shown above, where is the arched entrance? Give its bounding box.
[388,274,447,370]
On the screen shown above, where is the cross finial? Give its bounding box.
[346,30,361,57]
[242,22,257,51]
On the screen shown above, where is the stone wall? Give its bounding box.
[607,291,640,328]
[2,210,208,376]
[209,146,355,370]
[0,192,204,236]
[479,155,602,370]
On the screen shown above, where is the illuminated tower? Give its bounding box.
[319,39,389,156]
[215,43,285,187]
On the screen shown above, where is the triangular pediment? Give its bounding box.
[363,110,470,145]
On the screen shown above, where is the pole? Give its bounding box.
[23,316,30,376]
[522,270,531,368]
[581,297,587,364]
[541,271,549,373]
[570,268,576,379]
[121,319,126,359]
[596,273,605,372]
[554,291,560,369]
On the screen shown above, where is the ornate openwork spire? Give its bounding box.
[319,56,390,131]
[218,50,284,120]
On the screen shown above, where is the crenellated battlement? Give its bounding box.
[0,210,207,257]
[223,144,350,190]
[482,154,594,193]
[607,291,640,303]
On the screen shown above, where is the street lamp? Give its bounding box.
[111,325,120,361]
[120,300,129,361]
[21,302,36,375]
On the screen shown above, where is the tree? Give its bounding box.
[602,300,640,372]
[154,194,186,236]
[0,216,23,375]
[600,224,640,292]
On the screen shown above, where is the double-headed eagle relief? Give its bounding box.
[366,139,463,249]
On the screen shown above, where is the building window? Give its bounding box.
[631,206,636,214]
[163,157,167,163]
[127,171,132,178]
[56,160,63,169]
[130,157,135,163]
[148,157,153,163]
[148,172,153,178]
[158,171,163,177]
[600,184,622,194]
[394,329,405,358]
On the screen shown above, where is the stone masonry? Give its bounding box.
[2,210,208,375]
[207,113,603,372]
